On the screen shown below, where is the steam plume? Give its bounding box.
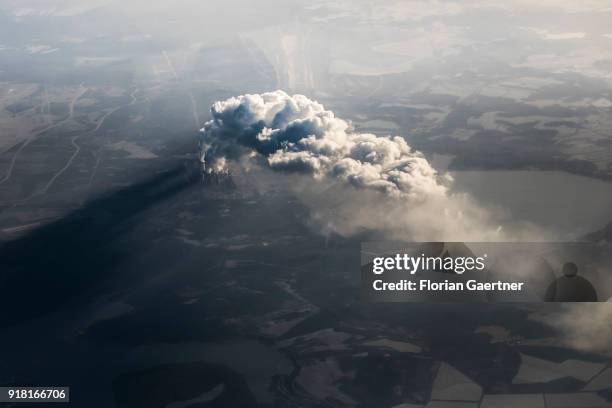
[199,91,544,241]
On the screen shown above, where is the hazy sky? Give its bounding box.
[2,0,612,91]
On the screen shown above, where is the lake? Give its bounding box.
[450,170,612,238]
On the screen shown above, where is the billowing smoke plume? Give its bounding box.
[199,91,447,200]
[199,91,544,241]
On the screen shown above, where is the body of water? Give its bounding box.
[451,170,612,237]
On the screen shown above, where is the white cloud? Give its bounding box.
[199,91,546,241]
[200,91,448,200]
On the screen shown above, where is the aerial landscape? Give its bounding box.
[0,1,612,407]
